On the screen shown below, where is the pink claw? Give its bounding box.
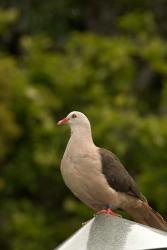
[96,208,121,217]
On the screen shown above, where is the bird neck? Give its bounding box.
[70,126,94,146]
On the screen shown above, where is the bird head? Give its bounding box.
[57,111,91,131]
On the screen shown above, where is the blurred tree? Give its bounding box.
[0,1,167,250]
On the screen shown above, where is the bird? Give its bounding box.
[57,111,167,232]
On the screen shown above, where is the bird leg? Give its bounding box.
[96,208,121,217]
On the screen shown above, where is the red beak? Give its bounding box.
[57,117,69,125]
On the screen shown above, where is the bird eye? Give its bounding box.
[72,114,77,118]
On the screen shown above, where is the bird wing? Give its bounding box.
[99,148,146,201]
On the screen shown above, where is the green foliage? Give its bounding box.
[0,8,18,34]
[0,2,167,249]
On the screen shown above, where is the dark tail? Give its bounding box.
[126,202,167,232]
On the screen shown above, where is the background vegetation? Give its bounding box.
[0,1,167,249]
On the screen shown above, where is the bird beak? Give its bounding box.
[57,117,69,125]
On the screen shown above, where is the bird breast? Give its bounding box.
[60,146,120,210]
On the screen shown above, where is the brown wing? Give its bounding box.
[99,148,146,201]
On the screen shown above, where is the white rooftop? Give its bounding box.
[56,215,167,250]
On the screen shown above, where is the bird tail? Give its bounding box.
[126,202,167,232]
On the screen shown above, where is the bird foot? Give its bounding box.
[96,208,121,217]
